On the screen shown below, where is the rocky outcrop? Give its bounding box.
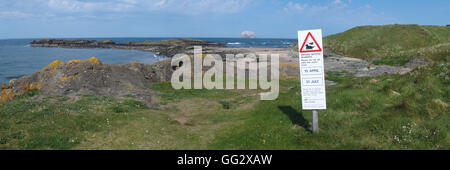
[324,56,427,77]
[30,38,225,57]
[1,57,174,104]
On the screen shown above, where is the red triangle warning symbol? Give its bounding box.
[299,32,322,53]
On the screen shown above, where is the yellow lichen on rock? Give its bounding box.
[60,76,70,82]
[129,61,142,65]
[67,59,82,65]
[1,89,15,101]
[279,62,288,67]
[59,74,79,82]
[27,82,41,91]
[279,62,298,68]
[126,85,139,91]
[67,57,100,65]
[87,57,100,64]
[0,90,6,101]
[44,60,64,71]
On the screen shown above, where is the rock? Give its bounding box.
[325,56,368,72]
[0,57,174,104]
[103,40,115,44]
[403,57,428,68]
[391,91,401,96]
[288,49,299,58]
[1,89,15,101]
[354,65,411,77]
[369,79,379,83]
[325,80,337,86]
[241,31,256,38]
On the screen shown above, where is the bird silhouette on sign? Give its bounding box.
[305,42,315,49]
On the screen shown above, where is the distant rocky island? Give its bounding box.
[241,31,256,38]
[30,38,225,57]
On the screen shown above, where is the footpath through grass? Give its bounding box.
[0,63,448,149]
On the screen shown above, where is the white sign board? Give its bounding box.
[298,29,327,110]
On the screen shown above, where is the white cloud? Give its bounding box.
[47,0,136,12]
[284,1,332,13]
[282,0,394,27]
[333,0,342,5]
[310,5,329,12]
[284,0,358,14]
[0,11,31,18]
[284,1,307,12]
[0,0,254,20]
[154,0,166,7]
[43,0,252,14]
[145,0,253,15]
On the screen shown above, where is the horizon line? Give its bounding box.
[0,36,299,41]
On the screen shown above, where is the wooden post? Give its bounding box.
[312,110,319,133]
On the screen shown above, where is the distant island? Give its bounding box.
[30,38,225,57]
[241,31,256,38]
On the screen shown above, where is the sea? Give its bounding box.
[0,38,296,84]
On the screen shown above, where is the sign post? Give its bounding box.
[312,109,319,133]
[297,29,327,133]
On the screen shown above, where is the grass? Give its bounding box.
[218,101,231,109]
[324,24,450,60]
[0,62,448,149]
[209,62,449,149]
[0,95,151,149]
[372,56,411,66]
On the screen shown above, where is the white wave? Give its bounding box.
[227,42,241,45]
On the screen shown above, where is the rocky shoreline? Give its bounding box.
[3,39,427,104]
[30,38,225,57]
[29,38,429,79]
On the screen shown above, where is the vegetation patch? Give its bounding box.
[219,101,231,109]
[372,56,411,66]
[324,24,449,61]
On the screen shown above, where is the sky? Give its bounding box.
[0,0,449,39]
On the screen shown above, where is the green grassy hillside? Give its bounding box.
[1,62,448,149]
[210,62,449,149]
[295,24,450,65]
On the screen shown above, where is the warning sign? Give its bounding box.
[299,32,322,53]
[298,29,326,110]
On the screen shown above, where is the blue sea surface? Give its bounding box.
[0,38,295,84]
